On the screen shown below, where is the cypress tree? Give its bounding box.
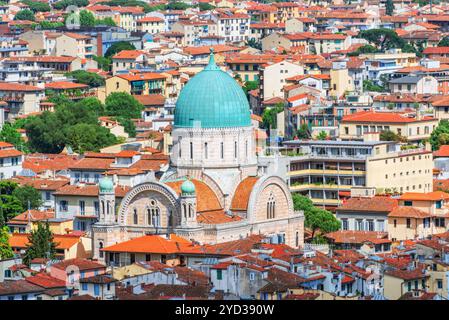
[23,221,58,265]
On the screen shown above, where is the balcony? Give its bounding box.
[288,169,366,176]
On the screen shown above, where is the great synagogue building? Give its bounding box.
[92,50,304,260]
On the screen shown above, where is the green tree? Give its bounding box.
[262,103,284,130]
[66,123,118,154]
[105,92,144,119]
[438,37,449,47]
[22,0,51,12]
[39,21,65,29]
[25,97,117,153]
[93,55,111,71]
[0,122,28,152]
[167,1,190,10]
[79,10,95,27]
[363,79,386,92]
[0,226,14,260]
[430,120,449,150]
[317,131,328,140]
[12,185,43,211]
[347,44,378,56]
[95,17,117,26]
[297,123,311,139]
[23,222,58,265]
[358,28,405,52]
[198,2,215,10]
[386,0,394,15]
[292,193,340,241]
[104,41,136,58]
[242,80,259,98]
[65,70,105,87]
[0,181,25,223]
[14,9,35,21]
[53,0,89,10]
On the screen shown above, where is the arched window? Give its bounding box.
[101,200,105,215]
[204,142,208,159]
[133,209,138,225]
[168,210,173,227]
[190,141,193,160]
[267,194,276,219]
[245,140,248,158]
[234,141,237,158]
[188,204,193,218]
[183,203,187,219]
[99,242,104,258]
[220,142,224,159]
[295,231,299,247]
[106,201,110,215]
[178,137,182,157]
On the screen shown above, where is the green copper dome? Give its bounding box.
[174,49,251,128]
[181,179,196,195]
[99,176,114,193]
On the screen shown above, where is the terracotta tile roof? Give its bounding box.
[399,191,449,201]
[389,206,432,219]
[129,159,167,172]
[434,145,449,157]
[142,284,211,299]
[0,148,22,158]
[137,17,164,23]
[11,177,69,191]
[23,154,79,174]
[341,111,436,123]
[112,50,146,60]
[8,210,55,224]
[385,268,429,280]
[69,157,114,170]
[0,141,13,148]
[45,81,88,90]
[64,32,91,40]
[197,210,242,224]
[134,94,165,106]
[434,179,449,192]
[79,275,116,284]
[26,273,66,289]
[54,184,130,198]
[337,196,398,212]
[101,234,195,254]
[230,177,259,211]
[287,93,308,103]
[0,280,44,296]
[325,230,389,245]
[51,258,106,272]
[0,82,43,91]
[181,235,265,256]
[166,179,222,212]
[9,234,82,250]
[173,266,209,286]
[5,56,76,63]
[399,291,439,300]
[423,46,449,55]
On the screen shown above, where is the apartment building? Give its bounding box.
[215,12,251,44]
[105,72,167,97]
[272,139,433,208]
[339,111,438,142]
[55,33,94,60]
[0,82,45,120]
[0,142,23,180]
[136,17,165,34]
[172,20,218,46]
[259,60,304,100]
[111,50,151,75]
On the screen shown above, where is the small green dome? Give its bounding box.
[99,176,114,193]
[181,179,196,195]
[174,48,251,128]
